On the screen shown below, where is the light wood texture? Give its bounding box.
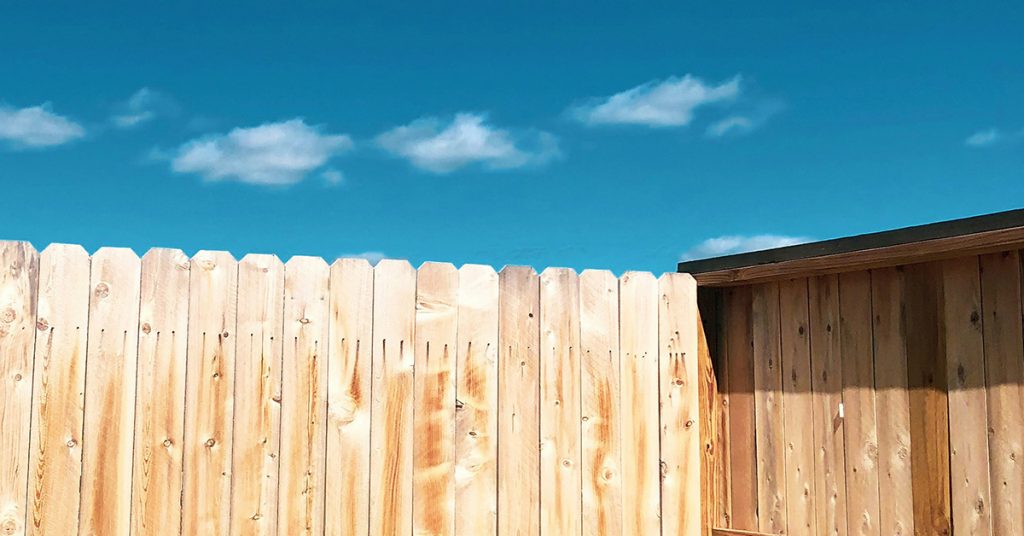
[808,275,848,536]
[539,268,582,536]
[579,270,622,536]
[454,265,499,536]
[751,283,786,535]
[325,258,374,536]
[979,251,1024,534]
[869,267,915,536]
[26,244,88,536]
[0,242,37,536]
[659,273,700,536]
[369,260,416,536]
[618,272,661,536]
[778,278,815,536]
[722,287,757,531]
[941,257,993,535]
[497,266,541,536]
[697,288,727,536]
[413,262,458,536]
[132,249,190,536]
[278,256,330,535]
[182,251,237,535]
[230,254,284,536]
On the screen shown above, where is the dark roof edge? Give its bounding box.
[677,208,1024,275]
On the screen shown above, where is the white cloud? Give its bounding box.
[376,113,560,173]
[0,103,86,148]
[111,87,177,128]
[170,118,353,185]
[571,74,741,127]
[706,115,755,138]
[965,128,1001,147]
[680,234,812,261]
[321,168,344,185]
[339,251,387,265]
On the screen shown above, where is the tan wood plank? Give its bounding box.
[454,264,499,536]
[325,258,374,536]
[0,242,38,536]
[980,251,1024,534]
[79,248,142,536]
[618,271,662,536]
[278,256,330,535]
[369,259,416,536]
[413,262,458,536]
[659,272,700,536]
[131,249,191,536]
[539,268,582,536]
[808,275,848,536]
[941,257,993,535]
[230,254,284,536]
[496,266,540,536]
[751,282,786,535]
[838,271,881,536]
[903,262,951,535]
[697,288,727,536]
[182,251,237,535]
[579,270,622,536]
[869,267,915,536]
[722,286,757,531]
[778,278,815,536]
[26,245,88,536]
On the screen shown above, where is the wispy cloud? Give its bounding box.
[376,113,559,173]
[321,168,344,185]
[571,74,741,127]
[339,251,387,265]
[705,100,783,139]
[0,103,86,148]
[170,118,352,185]
[965,128,1002,147]
[111,87,178,129]
[680,234,813,261]
[706,116,755,138]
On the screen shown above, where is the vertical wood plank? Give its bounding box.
[230,254,284,536]
[659,272,700,536]
[278,257,330,535]
[79,248,142,536]
[370,260,416,536]
[870,267,914,536]
[942,257,993,535]
[779,278,815,536]
[539,268,582,536]
[326,258,374,536]
[751,282,786,535]
[722,286,757,531]
[182,251,237,536]
[903,262,951,535]
[0,242,38,536]
[979,251,1024,535]
[838,271,881,536]
[26,245,88,536]
[413,262,458,536]
[579,270,621,536]
[618,272,661,536]
[455,265,498,536]
[497,266,540,536]
[697,287,726,535]
[808,274,848,536]
[132,249,190,536]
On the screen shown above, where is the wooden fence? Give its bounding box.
[0,241,702,536]
[702,249,1024,535]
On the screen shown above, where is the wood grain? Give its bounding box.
[132,249,190,536]
[579,270,622,536]
[0,242,38,536]
[722,287,757,531]
[413,262,458,536]
[26,244,88,536]
[230,254,284,536]
[326,258,374,536]
[455,264,499,536]
[778,278,815,536]
[278,256,330,535]
[751,283,786,535]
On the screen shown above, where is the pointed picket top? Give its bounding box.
[41,242,89,259]
[459,263,497,279]
[620,270,656,285]
[239,252,283,270]
[331,256,373,271]
[0,240,38,259]
[539,266,579,288]
[375,258,416,279]
[92,246,140,261]
[658,271,697,285]
[498,264,538,278]
[579,269,617,291]
[142,248,190,270]
[191,250,237,273]
[285,255,329,270]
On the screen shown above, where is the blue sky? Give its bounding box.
[2,2,1022,274]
